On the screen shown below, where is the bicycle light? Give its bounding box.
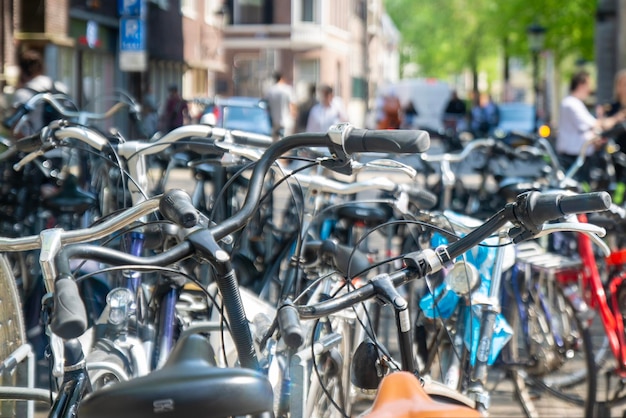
[444,260,480,296]
[106,287,135,325]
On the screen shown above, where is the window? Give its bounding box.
[301,0,320,23]
[233,0,263,24]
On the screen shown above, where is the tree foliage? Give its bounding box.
[384,0,595,79]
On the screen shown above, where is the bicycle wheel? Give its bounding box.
[0,254,27,417]
[504,278,597,417]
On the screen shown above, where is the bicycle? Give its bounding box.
[268,189,610,417]
[0,123,430,417]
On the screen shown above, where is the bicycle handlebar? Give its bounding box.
[288,190,611,322]
[2,92,132,130]
[24,124,430,341]
[159,188,199,228]
[287,173,437,209]
[421,138,496,164]
[340,127,430,154]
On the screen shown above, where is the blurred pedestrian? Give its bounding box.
[11,48,69,137]
[159,84,189,132]
[377,93,402,129]
[600,69,626,199]
[556,70,625,180]
[400,101,419,129]
[296,83,317,133]
[601,69,626,150]
[306,84,347,132]
[471,93,498,138]
[264,70,297,141]
[443,90,467,133]
[142,85,159,138]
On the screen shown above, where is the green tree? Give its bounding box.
[385,0,595,88]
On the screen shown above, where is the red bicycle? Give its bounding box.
[553,210,626,417]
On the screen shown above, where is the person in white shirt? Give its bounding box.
[306,84,347,133]
[556,70,624,179]
[264,71,297,141]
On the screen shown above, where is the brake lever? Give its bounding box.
[13,149,45,171]
[350,158,417,178]
[534,222,610,257]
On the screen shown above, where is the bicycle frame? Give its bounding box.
[556,213,626,377]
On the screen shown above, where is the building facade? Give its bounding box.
[2,0,398,129]
[2,0,225,126]
[219,0,399,127]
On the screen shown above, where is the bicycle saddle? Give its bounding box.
[79,334,273,418]
[43,174,96,215]
[497,176,542,201]
[365,372,481,418]
[337,203,392,226]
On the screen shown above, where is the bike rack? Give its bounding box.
[515,241,582,277]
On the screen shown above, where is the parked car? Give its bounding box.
[198,96,272,136]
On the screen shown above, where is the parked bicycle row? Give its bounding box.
[1,89,626,418]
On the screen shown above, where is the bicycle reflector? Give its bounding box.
[538,124,551,138]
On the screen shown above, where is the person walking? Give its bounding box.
[141,85,159,138]
[264,71,296,141]
[159,84,188,132]
[295,83,317,133]
[600,69,626,201]
[377,93,402,130]
[11,48,69,137]
[443,90,467,133]
[306,84,347,132]
[470,93,499,138]
[557,70,625,180]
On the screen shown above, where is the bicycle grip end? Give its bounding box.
[160,189,199,228]
[343,129,430,154]
[2,104,30,130]
[50,276,88,339]
[406,185,438,210]
[277,302,304,349]
[559,191,611,215]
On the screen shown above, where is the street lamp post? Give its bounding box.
[527,22,546,131]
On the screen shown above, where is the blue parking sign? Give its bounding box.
[120,18,145,51]
[118,0,144,17]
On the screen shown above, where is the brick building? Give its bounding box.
[1,0,225,122]
[1,0,399,128]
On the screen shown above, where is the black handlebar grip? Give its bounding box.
[406,185,438,210]
[558,191,612,215]
[15,132,42,153]
[277,302,304,349]
[179,137,223,156]
[231,131,273,148]
[159,189,199,228]
[343,128,430,155]
[2,104,30,130]
[525,191,612,227]
[50,276,88,339]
